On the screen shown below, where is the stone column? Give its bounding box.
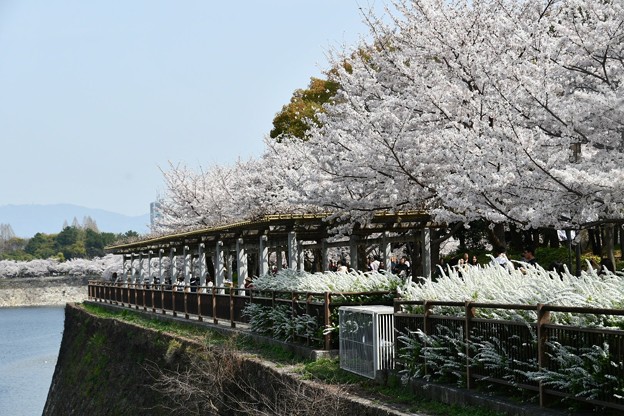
[198,243,206,287]
[130,254,136,284]
[237,238,248,288]
[349,235,359,271]
[382,232,392,272]
[277,249,283,271]
[183,246,191,286]
[121,256,126,283]
[321,239,329,271]
[158,249,164,285]
[226,252,233,282]
[169,248,177,285]
[147,251,152,284]
[421,228,431,280]
[297,241,305,271]
[258,235,269,276]
[287,231,298,269]
[138,253,144,284]
[215,240,225,289]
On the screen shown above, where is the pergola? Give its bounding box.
[105,211,434,289]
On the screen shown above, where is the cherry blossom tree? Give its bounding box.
[156,0,624,237]
[153,154,315,233]
[285,0,624,231]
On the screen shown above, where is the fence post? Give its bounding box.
[537,303,551,408]
[197,290,203,322]
[465,301,475,389]
[161,284,166,315]
[324,292,331,350]
[134,284,140,310]
[184,290,189,319]
[212,286,218,325]
[423,300,433,377]
[230,288,236,328]
[306,293,312,346]
[423,300,433,335]
[291,291,298,342]
[172,290,178,318]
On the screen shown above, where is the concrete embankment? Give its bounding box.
[43,303,415,416]
[0,276,89,307]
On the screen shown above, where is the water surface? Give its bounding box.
[0,307,65,416]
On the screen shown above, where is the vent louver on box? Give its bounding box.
[339,305,394,379]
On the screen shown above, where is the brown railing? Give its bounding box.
[88,281,394,350]
[394,300,624,412]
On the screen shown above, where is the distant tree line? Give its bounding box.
[0,217,138,261]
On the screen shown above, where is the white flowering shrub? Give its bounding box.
[397,262,624,406]
[243,268,399,345]
[399,262,624,327]
[252,268,402,294]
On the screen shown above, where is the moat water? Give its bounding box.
[0,306,64,416]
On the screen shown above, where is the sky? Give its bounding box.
[0,0,387,216]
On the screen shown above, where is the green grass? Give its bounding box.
[81,303,505,416]
[299,357,503,416]
[82,303,225,346]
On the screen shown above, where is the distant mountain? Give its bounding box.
[0,204,150,238]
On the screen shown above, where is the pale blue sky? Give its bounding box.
[0,1,386,216]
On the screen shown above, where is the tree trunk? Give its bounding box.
[543,228,560,248]
[488,223,507,252]
[507,224,523,251]
[604,224,616,268]
[588,227,602,255]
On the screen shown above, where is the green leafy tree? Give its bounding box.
[121,230,139,239]
[56,226,85,260]
[25,233,57,259]
[85,228,103,257]
[270,77,339,141]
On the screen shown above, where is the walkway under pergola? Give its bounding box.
[105,211,434,289]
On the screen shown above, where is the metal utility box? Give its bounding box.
[338,305,395,379]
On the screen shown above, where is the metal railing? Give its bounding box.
[88,281,394,350]
[393,300,624,412]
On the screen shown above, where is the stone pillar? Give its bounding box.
[297,241,305,271]
[421,228,431,280]
[287,231,298,269]
[237,238,248,288]
[121,256,126,283]
[183,246,191,286]
[198,243,206,287]
[349,235,359,271]
[138,253,145,284]
[130,254,136,284]
[277,249,283,271]
[382,232,392,272]
[215,240,225,289]
[226,253,233,282]
[147,251,153,284]
[321,239,329,271]
[158,249,164,285]
[169,248,177,285]
[258,235,269,276]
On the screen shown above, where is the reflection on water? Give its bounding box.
[0,307,65,416]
